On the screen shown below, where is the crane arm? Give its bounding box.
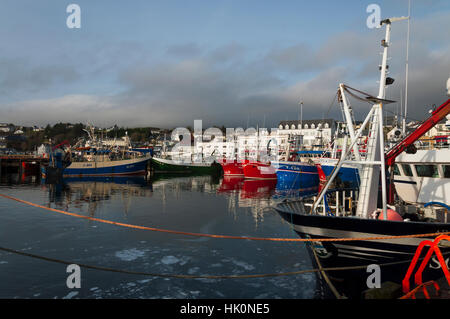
[385,98,450,166]
[52,140,71,151]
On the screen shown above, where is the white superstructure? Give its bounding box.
[393,149,450,204]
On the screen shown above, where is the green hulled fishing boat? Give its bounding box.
[150,157,222,174]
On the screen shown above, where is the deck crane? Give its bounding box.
[385,98,450,167]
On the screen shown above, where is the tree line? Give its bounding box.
[3,123,162,152]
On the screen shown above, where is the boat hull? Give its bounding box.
[272,161,319,189]
[243,161,277,180]
[274,200,450,297]
[151,157,221,174]
[219,160,244,177]
[63,156,150,177]
[319,160,360,189]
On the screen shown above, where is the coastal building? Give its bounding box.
[277,119,337,149]
[0,123,14,134]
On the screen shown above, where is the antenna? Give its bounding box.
[403,0,411,135]
[299,100,303,129]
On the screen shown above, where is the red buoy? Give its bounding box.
[378,209,403,221]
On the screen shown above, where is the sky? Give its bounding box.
[0,0,449,129]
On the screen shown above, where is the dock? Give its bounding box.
[0,155,48,174]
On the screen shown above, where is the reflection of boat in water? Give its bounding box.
[218,174,318,200]
[149,174,221,195]
[63,175,150,186]
[44,174,153,216]
[217,176,244,193]
[240,179,277,199]
[273,178,318,200]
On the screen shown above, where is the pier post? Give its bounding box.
[336,191,339,216]
[343,190,346,213]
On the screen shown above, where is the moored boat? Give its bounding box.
[242,161,277,180]
[150,156,221,174]
[64,155,150,177]
[273,16,450,298]
[41,126,151,179]
[275,199,450,297]
[219,159,244,177]
[272,160,319,189]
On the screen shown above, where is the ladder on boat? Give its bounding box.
[355,106,381,217]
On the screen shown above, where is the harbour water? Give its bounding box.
[0,172,322,299]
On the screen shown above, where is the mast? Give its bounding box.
[339,83,361,162]
[357,17,407,219]
[311,16,408,219]
[376,19,392,219]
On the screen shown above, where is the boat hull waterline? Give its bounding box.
[219,160,244,177]
[242,161,277,180]
[43,156,151,178]
[274,200,450,294]
[151,157,221,174]
[272,161,319,189]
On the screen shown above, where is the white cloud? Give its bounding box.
[0,8,448,129]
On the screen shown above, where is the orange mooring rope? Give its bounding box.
[1,193,450,243]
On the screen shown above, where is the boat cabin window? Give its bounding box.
[393,164,401,176]
[401,164,413,177]
[415,164,439,178]
[443,165,450,178]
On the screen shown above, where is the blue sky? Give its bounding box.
[0,0,449,128]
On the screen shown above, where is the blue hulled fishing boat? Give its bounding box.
[41,126,151,179]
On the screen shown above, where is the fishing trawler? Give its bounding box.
[150,143,221,174]
[273,16,450,297]
[41,126,151,179]
[150,156,221,174]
